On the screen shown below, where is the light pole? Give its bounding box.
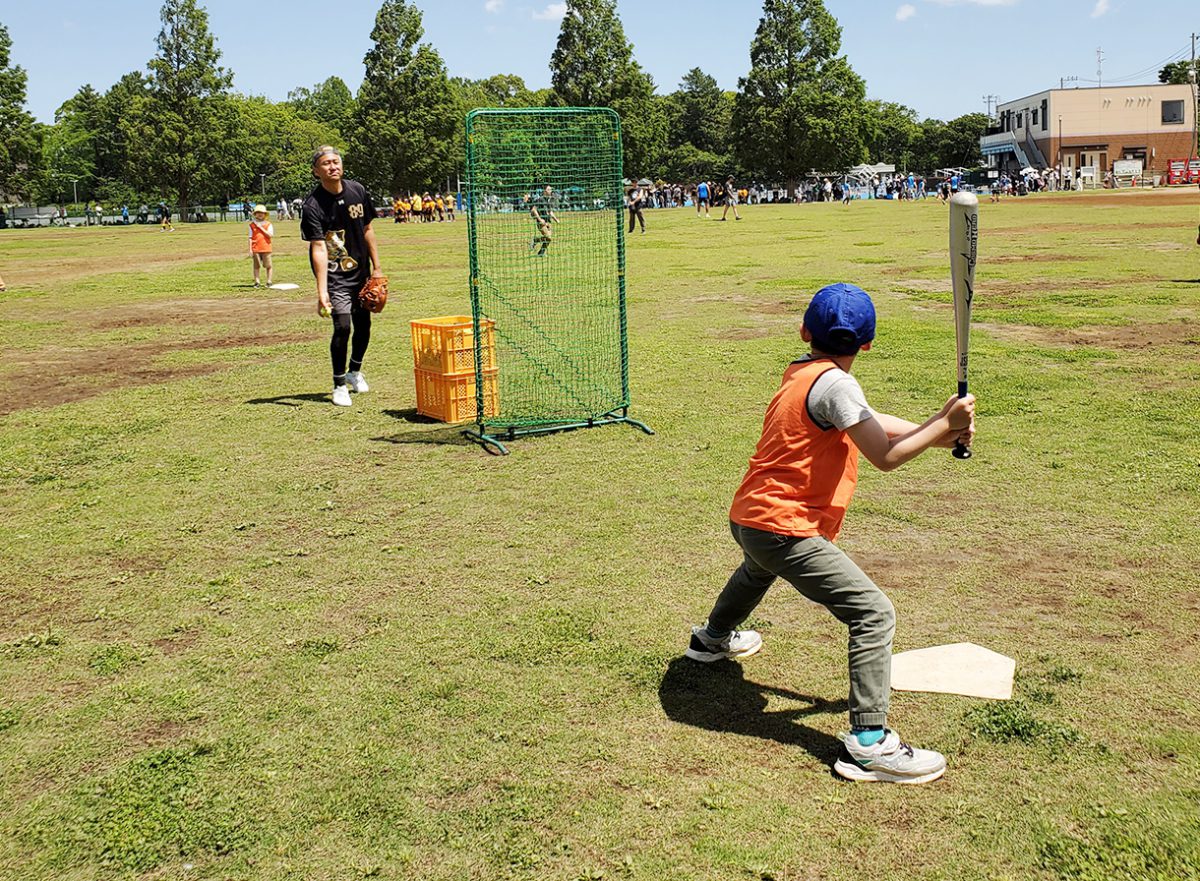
[71,179,79,206]
[259,174,266,196]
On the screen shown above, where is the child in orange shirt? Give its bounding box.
[687,283,975,785]
[249,204,274,287]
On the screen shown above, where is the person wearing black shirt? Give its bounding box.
[301,146,385,407]
[627,184,646,234]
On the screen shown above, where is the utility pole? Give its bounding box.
[982,94,999,119]
[1096,47,1104,89]
[1060,76,1078,90]
[1191,35,1197,167]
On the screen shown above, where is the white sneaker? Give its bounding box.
[833,730,947,785]
[331,385,352,407]
[346,371,369,393]
[684,624,762,663]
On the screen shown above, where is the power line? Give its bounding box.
[1085,43,1192,85]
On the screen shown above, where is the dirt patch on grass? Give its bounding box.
[0,329,310,415]
[127,718,189,748]
[711,326,774,340]
[978,320,1199,349]
[34,249,236,288]
[1,294,316,414]
[152,629,200,656]
[987,253,1088,264]
[81,297,309,329]
[1038,189,1200,208]
[990,221,1193,235]
[891,279,952,293]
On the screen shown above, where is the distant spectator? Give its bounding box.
[627,183,647,234]
[720,177,742,221]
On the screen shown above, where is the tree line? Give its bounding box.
[0,0,991,212]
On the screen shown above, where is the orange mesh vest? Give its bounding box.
[729,358,860,541]
[249,221,273,253]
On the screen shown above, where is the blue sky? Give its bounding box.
[6,0,1198,124]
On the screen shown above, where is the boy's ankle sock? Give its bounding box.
[704,623,731,641]
[851,726,886,747]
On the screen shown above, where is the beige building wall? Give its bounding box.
[990,83,1196,174]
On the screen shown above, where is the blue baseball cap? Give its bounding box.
[803,283,876,356]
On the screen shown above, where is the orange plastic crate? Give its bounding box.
[410,316,496,375]
[414,367,500,424]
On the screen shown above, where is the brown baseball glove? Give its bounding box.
[358,274,388,313]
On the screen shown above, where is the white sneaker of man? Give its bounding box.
[331,385,352,407]
[833,730,947,785]
[346,371,369,393]
[684,624,762,663]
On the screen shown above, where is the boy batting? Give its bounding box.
[687,283,975,784]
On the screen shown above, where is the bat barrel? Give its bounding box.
[949,193,978,461]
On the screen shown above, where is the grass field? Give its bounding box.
[2,190,1199,881]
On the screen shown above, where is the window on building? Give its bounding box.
[1041,99,1049,131]
[1032,108,1039,127]
[1016,112,1023,129]
[1162,100,1184,125]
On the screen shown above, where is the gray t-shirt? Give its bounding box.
[797,356,874,431]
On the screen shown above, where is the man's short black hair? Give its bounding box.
[311,146,342,167]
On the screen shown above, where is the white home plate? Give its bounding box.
[268,283,300,291]
[891,642,1014,700]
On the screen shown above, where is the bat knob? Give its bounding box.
[952,443,972,460]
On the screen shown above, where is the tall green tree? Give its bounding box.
[863,100,920,170]
[453,74,541,113]
[733,0,867,195]
[448,74,543,179]
[666,68,731,155]
[1159,60,1199,85]
[39,86,103,204]
[135,0,233,216]
[663,68,735,180]
[916,113,989,171]
[96,72,150,202]
[217,94,342,202]
[548,0,666,176]
[0,23,43,203]
[288,76,356,135]
[349,0,458,195]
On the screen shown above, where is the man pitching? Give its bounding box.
[301,146,385,408]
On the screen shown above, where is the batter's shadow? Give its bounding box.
[658,656,847,766]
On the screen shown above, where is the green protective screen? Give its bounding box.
[465,107,629,429]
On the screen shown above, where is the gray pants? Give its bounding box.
[708,521,895,728]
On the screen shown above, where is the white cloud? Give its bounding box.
[896,4,917,20]
[484,0,502,11]
[532,2,567,20]
[1090,0,1109,16]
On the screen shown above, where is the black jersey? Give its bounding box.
[301,179,377,294]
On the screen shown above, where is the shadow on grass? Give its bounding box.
[373,410,473,446]
[1169,278,1200,284]
[658,656,846,766]
[244,393,330,407]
